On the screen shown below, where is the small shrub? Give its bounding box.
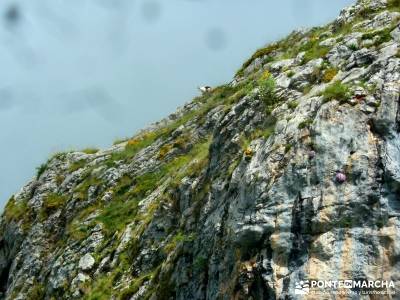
[322,68,338,83]
[321,81,350,103]
[258,73,279,113]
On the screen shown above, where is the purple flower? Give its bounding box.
[335,172,346,183]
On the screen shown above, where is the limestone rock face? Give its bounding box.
[1,0,400,299]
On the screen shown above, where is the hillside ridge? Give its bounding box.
[1,0,400,299]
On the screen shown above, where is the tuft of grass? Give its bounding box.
[362,24,397,46]
[348,43,358,51]
[236,44,279,76]
[40,193,67,220]
[322,68,338,83]
[298,37,330,64]
[298,118,314,129]
[95,199,139,234]
[164,231,196,253]
[69,159,87,172]
[3,196,28,223]
[36,163,48,179]
[287,70,295,78]
[82,148,99,154]
[321,81,350,103]
[288,101,299,110]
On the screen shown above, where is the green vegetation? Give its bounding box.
[193,255,208,272]
[388,0,400,11]
[301,42,330,64]
[69,159,87,172]
[4,196,27,223]
[322,68,338,83]
[257,71,280,114]
[348,43,358,51]
[36,163,48,179]
[164,231,196,253]
[284,144,293,153]
[82,148,99,154]
[108,132,159,165]
[69,137,211,238]
[298,118,314,129]
[40,193,68,220]
[286,70,295,78]
[362,26,394,46]
[26,282,45,300]
[95,199,138,234]
[288,101,299,110]
[321,81,350,103]
[236,44,279,77]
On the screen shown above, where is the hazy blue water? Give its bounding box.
[0,0,354,210]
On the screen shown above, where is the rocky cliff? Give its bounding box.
[1,0,400,299]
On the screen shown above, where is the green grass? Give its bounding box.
[82,148,99,154]
[164,231,196,253]
[348,43,358,51]
[298,118,314,129]
[36,163,48,179]
[108,132,159,165]
[3,196,27,223]
[95,138,212,235]
[95,199,139,234]
[284,144,293,153]
[302,44,330,64]
[321,81,350,103]
[236,44,279,76]
[69,159,87,172]
[362,26,395,46]
[257,73,280,114]
[40,193,67,220]
[288,101,299,110]
[388,0,400,11]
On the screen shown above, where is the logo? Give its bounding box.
[295,280,310,295]
[293,279,396,296]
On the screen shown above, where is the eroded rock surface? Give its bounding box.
[0,0,400,299]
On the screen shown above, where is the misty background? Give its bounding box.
[0,0,354,210]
